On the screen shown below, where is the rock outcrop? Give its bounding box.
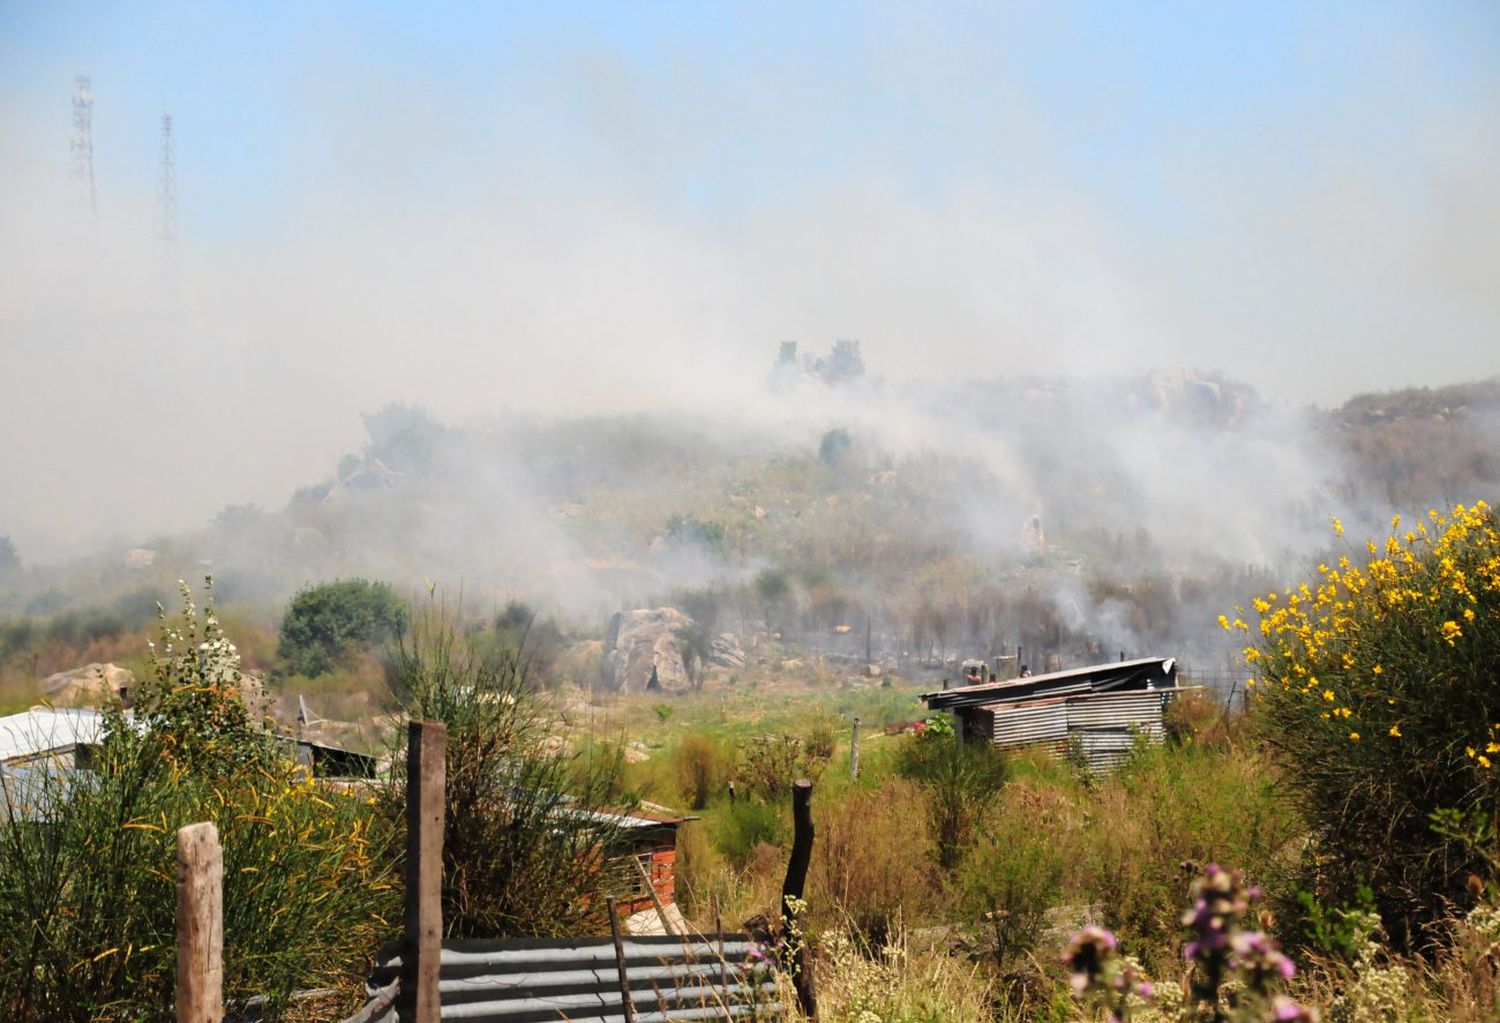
[709,633,746,669]
[41,663,134,707]
[600,608,694,694]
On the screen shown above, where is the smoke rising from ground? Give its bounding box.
[1,3,1497,593]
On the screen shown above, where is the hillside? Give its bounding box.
[3,363,1498,713]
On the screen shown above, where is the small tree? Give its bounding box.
[278,578,408,677]
[0,535,18,574]
[385,606,636,937]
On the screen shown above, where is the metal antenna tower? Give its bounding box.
[157,113,177,243]
[70,75,96,223]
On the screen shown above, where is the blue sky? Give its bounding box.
[5,1,1495,247]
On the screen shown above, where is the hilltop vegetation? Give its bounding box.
[2,369,1497,718]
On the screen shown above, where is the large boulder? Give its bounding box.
[41,663,134,707]
[709,633,746,669]
[600,608,695,694]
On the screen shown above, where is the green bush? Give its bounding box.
[0,581,397,1022]
[277,578,408,677]
[957,783,1069,969]
[741,733,830,802]
[896,720,1009,869]
[1077,741,1290,970]
[713,798,785,865]
[1247,502,1500,948]
[669,733,734,810]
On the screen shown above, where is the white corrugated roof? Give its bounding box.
[0,708,109,763]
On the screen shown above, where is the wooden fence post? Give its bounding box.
[849,718,860,781]
[399,720,446,1023]
[607,896,638,1023]
[177,822,223,1023]
[780,779,816,1020]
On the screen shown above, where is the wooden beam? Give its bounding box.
[399,720,446,1023]
[849,717,861,781]
[780,779,817,1020]
[176,821,223,1023]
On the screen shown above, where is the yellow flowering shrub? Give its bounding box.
[1244,502,1500,948]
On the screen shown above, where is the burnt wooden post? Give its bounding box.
[400,721,446,1023]
[780,779,817,1020]
[607,896,638,1023]
[176,822,223,1023]
[712,894,729,994]
[849,718,861,781]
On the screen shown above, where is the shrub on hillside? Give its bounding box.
[0,581,397,1022]
[278,578,408,677]
[1245,501,1500,948]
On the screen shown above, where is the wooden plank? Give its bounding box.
[606,896,638,1023]
[176,821,223,1023]
[781,779,816,1020]
[849,717,861,781]
[399,720,446,1023]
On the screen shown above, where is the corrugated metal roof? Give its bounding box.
[922,657,1176,711]
[347,934,780,1023]
[0,707,110,764]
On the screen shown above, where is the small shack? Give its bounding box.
[921,657,1198,771]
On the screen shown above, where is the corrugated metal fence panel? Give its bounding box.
[1074,730,1146,772]
[991,702,1068,749]
[354,935,781,1023]
[1065,691,1166,731]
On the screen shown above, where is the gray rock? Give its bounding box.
[709,633,746,669]
[600,608,695,694]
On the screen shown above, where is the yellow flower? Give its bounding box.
[1464,608,1476,623]
[1481,756,1494,769]
[1372,665,1383,675]
[1349,731,1360,741]
[1441,620,1463,645]
[1331,516,1344,537]
[1218,614,1231,631]
[1323,690,1336,702]
[1388,724,1401,738]
[1468,746,1478,759]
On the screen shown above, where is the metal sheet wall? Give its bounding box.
[350,934,780,1023]
[990,702,1068,749]
[1065,691,1166,731]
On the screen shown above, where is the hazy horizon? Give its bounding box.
[2,2,1497,562]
